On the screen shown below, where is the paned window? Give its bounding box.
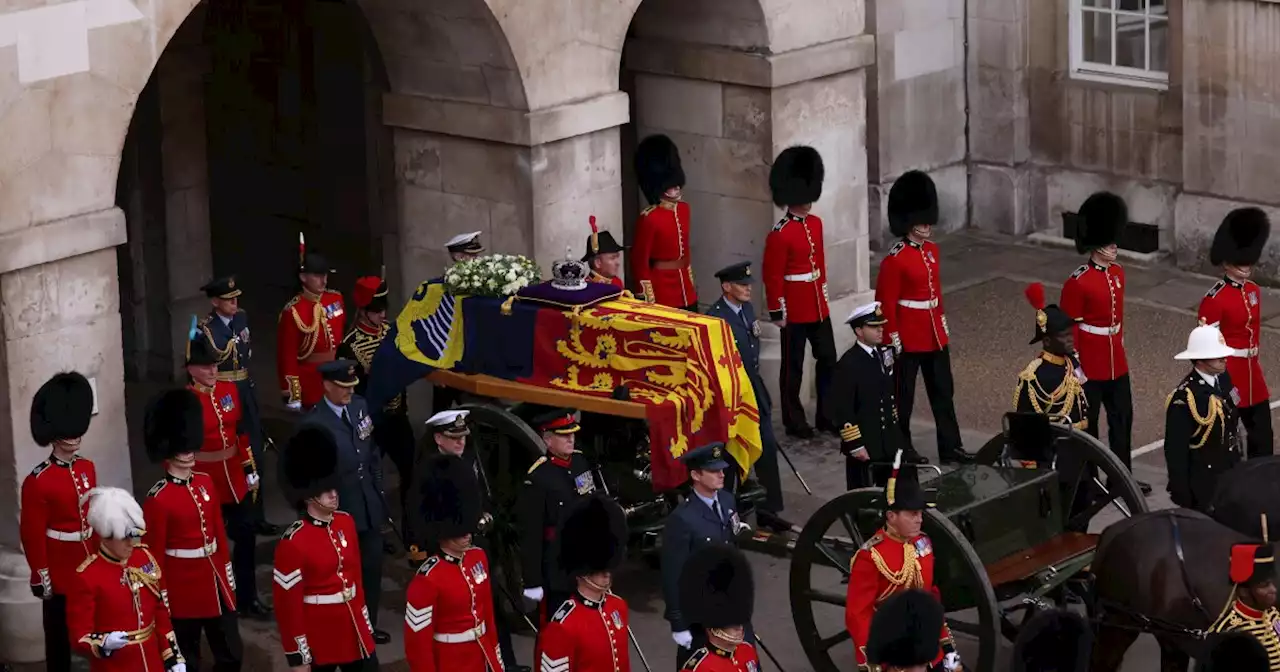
[1069,0,1169,88]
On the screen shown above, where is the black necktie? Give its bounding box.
[712,500,723,523]
[342,409,352,429]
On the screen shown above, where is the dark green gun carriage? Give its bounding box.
[788,421,1148,672]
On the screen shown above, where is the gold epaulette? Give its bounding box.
[279,295,301,318]
[1018,358,1043,381]
[323,289,343,299]
[147,479,166,498]
[77,554,97,573]
[527,456,548,474]
[282,520,304,540]
[640,205,657,216]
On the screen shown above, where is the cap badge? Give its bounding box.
[712,446,722,459]
[347,365,356,376]
[745,268,751,277]
[228,278,235,289]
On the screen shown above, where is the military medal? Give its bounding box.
[880,347,894,370]
[199,485,210,502]
[1231,387,1242,405]
[1251,292,1260,306]
[915,537,932,557]
[338,531,348,548]
[611,610,622,628]
[748,662,759,672]
[751,320,760,338]
[80,473,90,489]
[574,472,595,495]
[471,562,487,584]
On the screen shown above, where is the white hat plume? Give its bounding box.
[85,486,145,540]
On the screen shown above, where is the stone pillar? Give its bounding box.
[624,35,877,410]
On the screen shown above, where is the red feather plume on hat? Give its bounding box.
[1024,282,1046,311]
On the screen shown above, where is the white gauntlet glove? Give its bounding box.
[286,401,302,412]
[672,631,693,648]
[522,587,544,602]
[943,651,962,671]
[102,631,129,653]
[246,473,260,488]
[170,663,188,672]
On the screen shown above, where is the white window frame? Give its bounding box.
[1068,0,1169,90]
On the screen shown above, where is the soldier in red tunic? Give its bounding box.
[1059,192,1150,495]
[185,330,269,618]
[68,486,187,672]
[584,215,626,290]
[404,454,503,671]
[20,371,99,672]
[845,453,960,672]
[141,389,242,671]
[677,545,761,672]
[875,171,970,464]
[864,589,952,672]
[539,494,631,672]
[277,236,346,411]
[763,145,837,438]
[273,426,377,671]
[632,134,697,309]
[1200,208,1273,458]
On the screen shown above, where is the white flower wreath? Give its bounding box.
[444,254,542,297]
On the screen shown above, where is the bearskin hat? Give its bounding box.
[559,494,628,576]
[887,170,940,237]
[420,454,482,544]
[635,134,686,206]
[866,589,946,669]
[679,545,754,629]
[85,486,146,540]
[1074,191,1128,254]
[1201,632,1270,672]
[1210,208,1271,267]
[143,389,203,463]
[30,371,94,447]
[279,425,342,505]
[1012,609,1093,672]
[770,146,824,208]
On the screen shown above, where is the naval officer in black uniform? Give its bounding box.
[826,302,909,490]
[1165,321,1242,513]
[705,261,791,533]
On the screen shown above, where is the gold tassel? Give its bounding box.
[500,296,516,316]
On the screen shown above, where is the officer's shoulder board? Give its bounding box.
[1018,358,1043,382]
[860,531,885,551]
[640,205,657,217]
[282,520,305,540]
[527,456,548,475]
[323,289,343,299]
[772,216,788,233]
[418,555,440,577]
[682,648,710,670]
[279,295,301,316]
[1207,280,1226,298]
[147,479,167,499]
[888,241,905,257]
[30,459,51,478]
[1070,264,1089,279]
[77,554,97,573]
[550,599,575,624]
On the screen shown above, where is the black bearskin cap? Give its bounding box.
[1210,208,1271,267]
[1201,632,1270,672]
[1012,609,1093,672]
[558,494,628,576]
[143,389,203,463]
[770,146,824,208]
[279,425,342,504]
[30,371,94,447]
[678,545,754,629]
[1074,192,1127,254]
[888,170,939,237]
[866,589,946,669]
[186,336,218,367]
[420,454,481,544]
[635,134,686,206]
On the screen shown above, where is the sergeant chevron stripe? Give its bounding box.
[405,604,434,632]
[541,653,569,672]
[273,568,302,590]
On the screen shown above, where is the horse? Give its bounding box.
[1208,456,1280,540]
[1090,509,1253,672]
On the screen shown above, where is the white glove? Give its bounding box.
[171,664,187,672]
[102,631,129,653]
[943,651,962,671]
[286,401,302,412]
[891,332,903,354]
[522,587,544,602]
[672,630,693,648]
[246,473,260,488]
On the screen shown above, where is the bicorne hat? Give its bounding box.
[678,545,754,629]
[30,371,94,447]
[558,494,628,577]
[1012,608,1093,672]
[769,146,824,208]
[886,450,933,512]
[420,454,482,544]
[279,425,342,505]
[887,171,939,238]
[1024,282,1079,344]
[1074,192,1128,254]
[866,589,946,669]
[143,389,203,463]
[1210,207,1271,267]
[635,135,686,206]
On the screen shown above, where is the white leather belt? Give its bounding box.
[1079,323,1121,336]
[46,528,90,542]
[897,299,938,310]
[1230,347,1259,358]
[783,271,820,282]
[433,623,486,643]
[165,541,217,559]
[302,586,356,605]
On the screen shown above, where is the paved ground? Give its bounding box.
[26,230,1280,671]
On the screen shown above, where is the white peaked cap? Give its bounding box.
[426,409,471,427]
[85,486,146,540]
[445,232,482,248]
[846,301,884,325]
[1174,323,1236,361]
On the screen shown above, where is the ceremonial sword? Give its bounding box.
[774,442,812,495]
[754,632,787,672]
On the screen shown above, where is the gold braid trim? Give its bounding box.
[870,543,924,601]
[1013,357,1085,424]
[290,301,325,360]
[1184,387,1226,449]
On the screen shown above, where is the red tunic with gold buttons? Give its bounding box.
[875,239,949,353]
[277,289,346,408]
[632,200,697,308]
[404,547,502,672]
[273,511,375,667]
[189,381,254,505]
[142,472,235,619]
[67,545,184,672]
[1060,261,1128,381]
[19,454,98,597]
[762,212,830,324]
[1199,277,1269,407]
[539,591,631,672]
[680,643,761,672]
[845,529,955,671]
